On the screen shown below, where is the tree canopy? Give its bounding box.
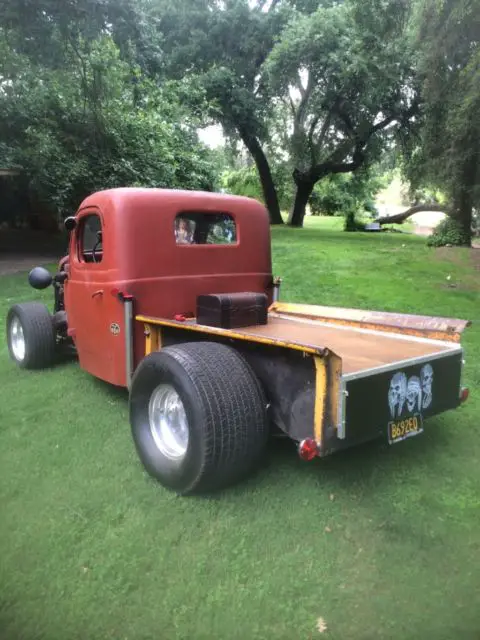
[144,0,290,224]
[0,0,217,226]
[265,0,418,225]
[401,0,480,244]
[0,0,478,243]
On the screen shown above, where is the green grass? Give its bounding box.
[1,219,479,640]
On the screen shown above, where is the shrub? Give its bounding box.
[427,217,471,247]
[344,208,366,232]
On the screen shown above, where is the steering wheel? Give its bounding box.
[92,232,102,263]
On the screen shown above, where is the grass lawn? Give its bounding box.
[1,218,479,640]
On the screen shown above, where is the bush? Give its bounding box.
[473,208,479,237]
[343,209,366,232]
[427,217,471,247]
[0,37,218,225]
[310,174,355,216]
[309,170,384,219]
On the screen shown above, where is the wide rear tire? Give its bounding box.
[6,302,56,369]
[129,342,268,495]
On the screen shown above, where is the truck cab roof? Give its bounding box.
[74,187,272,283]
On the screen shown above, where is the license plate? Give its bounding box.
[388,414,423,444]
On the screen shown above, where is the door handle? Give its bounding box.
[92,289,104,298]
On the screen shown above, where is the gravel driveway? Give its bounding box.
[0,255,58,276]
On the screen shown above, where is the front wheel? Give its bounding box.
[129,342,268,495]
[6,302,56,369]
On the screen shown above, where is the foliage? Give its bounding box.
[309,169,384,218]
[427,217,471,248]
[222,166,263,201]
[473,209,480,237]
[222,161,294,211]
[0,28,217,223]
[343,209,363,232]
[264,0,418,225]
[0,0,157,69]
[146,0,290,223]
[402,0,480,243]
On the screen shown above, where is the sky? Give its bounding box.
[198,124,225,148]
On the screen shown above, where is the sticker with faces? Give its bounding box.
[388,365,434,419]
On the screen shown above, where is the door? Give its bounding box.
[64,209,125,385]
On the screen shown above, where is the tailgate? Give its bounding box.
[337,347,464,446]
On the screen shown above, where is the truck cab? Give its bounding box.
[62,188,273,386]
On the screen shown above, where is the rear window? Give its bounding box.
[174,212,237,245]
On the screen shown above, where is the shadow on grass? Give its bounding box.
[82,367,456,504]
[90,375,130,402]
[218,416,455,500]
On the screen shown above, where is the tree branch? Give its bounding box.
[307,113,322,164]
[312,110,333,154]
[297,71,306,100]
[377,204,450,225]
[332,100,356,138]
[257,0,280,11]
[309,143,365,182]
[367,100,419,139]
[293,71,314,133]
[288,94,297,119]
[308,114,322,141]
[299,99,420,186]
[66,35,89,115]
[266,0,281,12]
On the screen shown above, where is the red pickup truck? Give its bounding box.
[6,188,471,494]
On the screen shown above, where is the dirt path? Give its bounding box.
[412,225,433,237]
[412,225,480,248]
[0,255,58,276]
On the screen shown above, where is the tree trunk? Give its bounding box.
[288,179,315,227]
[239,130,283,225]
[451,159,476,246]
[452,193,473,246]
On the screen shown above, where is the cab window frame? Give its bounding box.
[174,211,238,246]
[77,212,104,264]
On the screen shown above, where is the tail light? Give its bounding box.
[298,438,319,461]
[460,387,469,404]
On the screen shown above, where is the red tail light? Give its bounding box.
[460,387,469,404]
[298,438,319,461]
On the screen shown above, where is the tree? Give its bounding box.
[265,0,418,226]
[402,0,480,245]
[0,21,218,225]
[310,167,385,218]
[147,0,288,224]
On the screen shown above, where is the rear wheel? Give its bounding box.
[129,342,268,494]
[6,303,56,369]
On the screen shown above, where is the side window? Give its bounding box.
[78,214,103,263]
[174,212,237,245]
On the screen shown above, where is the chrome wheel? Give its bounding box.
[148,384,189,460]
[10,316,26,362]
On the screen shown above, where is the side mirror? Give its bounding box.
[28,266,53,290]
[64,216,77,232]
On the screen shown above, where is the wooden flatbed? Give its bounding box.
[244,313,457,374]
[138,310,460,376]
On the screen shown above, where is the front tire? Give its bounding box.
[129,342,268,495]
[6,303,56,369]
